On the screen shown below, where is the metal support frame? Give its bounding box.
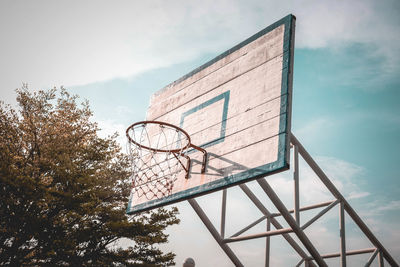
[187,133,398,266]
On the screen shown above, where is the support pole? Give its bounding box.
[339,201,346,267]
[221,189,227,238]
[224,228,293,243]
[188,199,244,267]
[378,251,384,267]
[365,249,378,267]
[301,200,339,230]
[290,133,399,267]
[265,219,271,267]
[272,200,335,218]
[293,144,300,224]
[319,248,375,259]
[230,215,267,238]
[257,178,328,267]
[296,258,305,267]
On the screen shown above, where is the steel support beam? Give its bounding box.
[224,228,293,243]
[339,201,347,267]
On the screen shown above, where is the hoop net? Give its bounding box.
[126,121,190,200]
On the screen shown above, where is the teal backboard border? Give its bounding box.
[127,14,296,214]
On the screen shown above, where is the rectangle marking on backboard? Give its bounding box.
[180,91,230,149]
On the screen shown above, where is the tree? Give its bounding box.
[0,87,179,266]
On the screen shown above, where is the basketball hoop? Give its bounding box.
[126,121,207,200]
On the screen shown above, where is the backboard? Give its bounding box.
[127,14,295,214]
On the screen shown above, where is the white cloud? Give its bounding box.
[295,0,400,70]
[95,118,126,148]
[295,117,338,144]
[377,200,400,212]
[362,199,400,218]
[115,105,134,117]
[347,191,370,200]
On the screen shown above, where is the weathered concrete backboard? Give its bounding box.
[127,14,296,214]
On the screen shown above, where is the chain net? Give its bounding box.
[127,122,190,200]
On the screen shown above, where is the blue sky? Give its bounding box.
[1,0,399,266]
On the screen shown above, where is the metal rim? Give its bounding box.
[126,120,192,153]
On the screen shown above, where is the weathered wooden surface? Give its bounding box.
[130,22,291,208]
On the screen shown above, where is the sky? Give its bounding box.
[1,0,399,266]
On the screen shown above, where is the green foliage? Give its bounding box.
[0,87,179,266]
